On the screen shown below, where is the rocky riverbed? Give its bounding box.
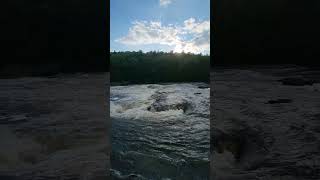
[0,73,110,180]
[211,65,320,180]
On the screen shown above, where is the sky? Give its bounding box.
[110,0,210,55]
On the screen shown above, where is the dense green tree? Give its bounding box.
[111,51,210,84]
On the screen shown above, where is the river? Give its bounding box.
[110,83,210,180]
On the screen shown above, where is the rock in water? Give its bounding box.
[278,78,315,86]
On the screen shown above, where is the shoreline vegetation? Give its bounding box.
[111,51,210,84]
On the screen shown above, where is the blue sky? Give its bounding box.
[110,0,210,54]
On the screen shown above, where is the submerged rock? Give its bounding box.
[147,91,192,113]
[278,78,315,86]
[198,85,209,89]
[0,176,20,180]
[267,99,292,104]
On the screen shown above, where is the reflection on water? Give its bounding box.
[110,83,210,180]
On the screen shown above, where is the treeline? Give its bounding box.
[111,51,210,84]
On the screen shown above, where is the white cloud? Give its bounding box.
[174,31,210,54]
[183,18,210,34]
[160,0,172,7]
[115,18,210,54]
[115,21,181,46]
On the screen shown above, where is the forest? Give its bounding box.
[111,51,210,84]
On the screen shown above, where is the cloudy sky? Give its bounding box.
[110,0,210,54]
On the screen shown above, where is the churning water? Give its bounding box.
[110,83,210,180]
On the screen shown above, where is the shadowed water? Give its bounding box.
[110,83,210,180]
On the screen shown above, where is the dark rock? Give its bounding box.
[148,101,192,113]
[212,117,267,161]
[146,91,194,113]
[0,175,20,180]
[147,85,158,89]
[198,85,209,89]
[278,78,315,86]
[267,99,292,104]
[110,169,145,180]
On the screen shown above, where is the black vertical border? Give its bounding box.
[106,0,111,177]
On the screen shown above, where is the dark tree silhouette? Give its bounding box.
[111,51,210,84]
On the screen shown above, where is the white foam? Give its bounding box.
[110,83,209,121]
